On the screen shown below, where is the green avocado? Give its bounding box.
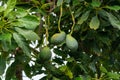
[66,34,78,51]
[51,31,66,44]
[39,46,52,61]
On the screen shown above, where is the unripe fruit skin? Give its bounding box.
[39,47,52,61]
[66,34,78,51]
[51,31,66,44]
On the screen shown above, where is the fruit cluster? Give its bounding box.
[51,31,78,51]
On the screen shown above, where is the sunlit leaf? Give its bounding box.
[77,10,90,24]
[0,6,4,12]
[4,0,16,17]
[57,0,63,6]
[11,15,39,30]
[89,16,100,30]
[106,5,120,11]
[100,66,108,73]
[107,12,120,30]
[41,2,53,9]
[15,27,40,41]
[52,77,60,80]
[107,72,120,79]
[13,33,31,57]
[0,33,12,43]
[15,7,28,18]
[59,66,73,79]
[66,57,74,62]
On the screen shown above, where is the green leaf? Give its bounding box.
[24,64,31,78]
[4,0,16,17]
[100,66,108,73]
[59,66,73,79]
[107,72,120,79]
[0,6,4,12]
[5,61,17,80]
[74,77,83,80]
[89,16,100,30]
[53,77,60,80]
[13,33,31,57]
[66,57,74,62]
[77,10,90,24]
[1,41,9,51]
[106,5,120,11]
[91,0,101,8]
[89,62,96,72]
[65,0,71,3]
[15,7,28,18]
[0,33,12,43]
[57,0,63,6]
[59,65,67,72]
[41,2,53,9]
[15,27,40,41]
[0,56,6,75]
[74,75,91,80]
[0,33,12,51]
[11,15,39,30]
[107,13,120,30]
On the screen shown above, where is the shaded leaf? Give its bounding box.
[5,61,17,80]
[24,64,31,78]
[15,27,40,41]
[77,10,90,24]
[89,16,100,30]
[89,62,96,72]
[107,13,120,30]
[1,41,9,51]
[0,33,12,51]
[74,75,91,80]
[65,0,71,3]
[91,0,101,8]
[0,56,6,75]
[13,33,31,57]
[4,0,16,17]
[74,77,83,80]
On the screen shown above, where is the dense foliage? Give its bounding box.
[0,0,120,80]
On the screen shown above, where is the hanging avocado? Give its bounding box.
[39,46,52,61]
[51,31,66,44]
[66,34,78,51]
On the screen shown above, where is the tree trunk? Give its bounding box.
[16,65,23,80]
